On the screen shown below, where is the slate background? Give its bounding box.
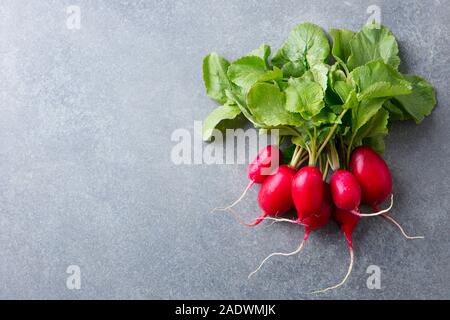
[0,0,449,299]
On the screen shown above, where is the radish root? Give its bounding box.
[210,181,254,213]
[381,213,424,240]
[225,207,249,226]
[261,217,299,225]
[248,230,310,279]
[310,246,354,294]
[354,194,394,217]
[263,220,278,228]
[226,208,291,228]
[226,207,268,227]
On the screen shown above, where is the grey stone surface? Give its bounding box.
[0,0,449,299]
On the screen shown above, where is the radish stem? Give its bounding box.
[322,157,329,180]
[316,109,348,159]
[290,146,301,167]
[290,147,304,168]
[295,155,309,169]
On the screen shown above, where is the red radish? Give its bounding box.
[244,164,296,227]
[301,182,333,230]
[248,145,281,183]
[350,146,424,240]
[248,183,333,278]
[292,166,323,220]
[312,208,359,294]
[330,169,393,217]
[350,146,392,207]
[333,208,360,248]
[213,145,281,212]
[330,170,361,213]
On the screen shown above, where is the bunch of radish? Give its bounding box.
[215,143,422,293]
[202,22,436,293]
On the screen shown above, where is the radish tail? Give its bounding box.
[227,208,268,227]
[263,220,278,228]
[245,212,270,227]
[210,181,254,213]
[226,207,251,225]
[260,217,299,225]
[248,229,310,279]
[379,212,424,240]
[353,194,394,217]
[311,241,354,294]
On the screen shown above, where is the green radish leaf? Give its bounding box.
[383,99,411,121]
[352,97,385,133]
[258,66,283,82]
[329,62,347,86]
[330,28,355,65]
[202,103,242,141]
[291,136,307,148]
[329,62,353,102]
[350,60,412,100]
[329,103,344,115]
[308,109,340,126]
[325,90,343,110]
[228,56,283,93]
[247,83,303,126]
[227,56,265,91]
[363,135,386,154]
[280,61,306,78]
[334,81,354,103]
[273,22,330,68]
[357,81,411,100]
[276,80,289,91]
[347,24,400,71]
[303,63,329,92]
[225,89,260,126]
[285,78,325,119]
[260,127,297,137]
[249,44,271,65]
[342,90,358,112]
[203,53,232,104]
[353,108,389,144]
[392,74,437,123]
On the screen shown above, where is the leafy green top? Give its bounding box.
[201,22,437,166]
